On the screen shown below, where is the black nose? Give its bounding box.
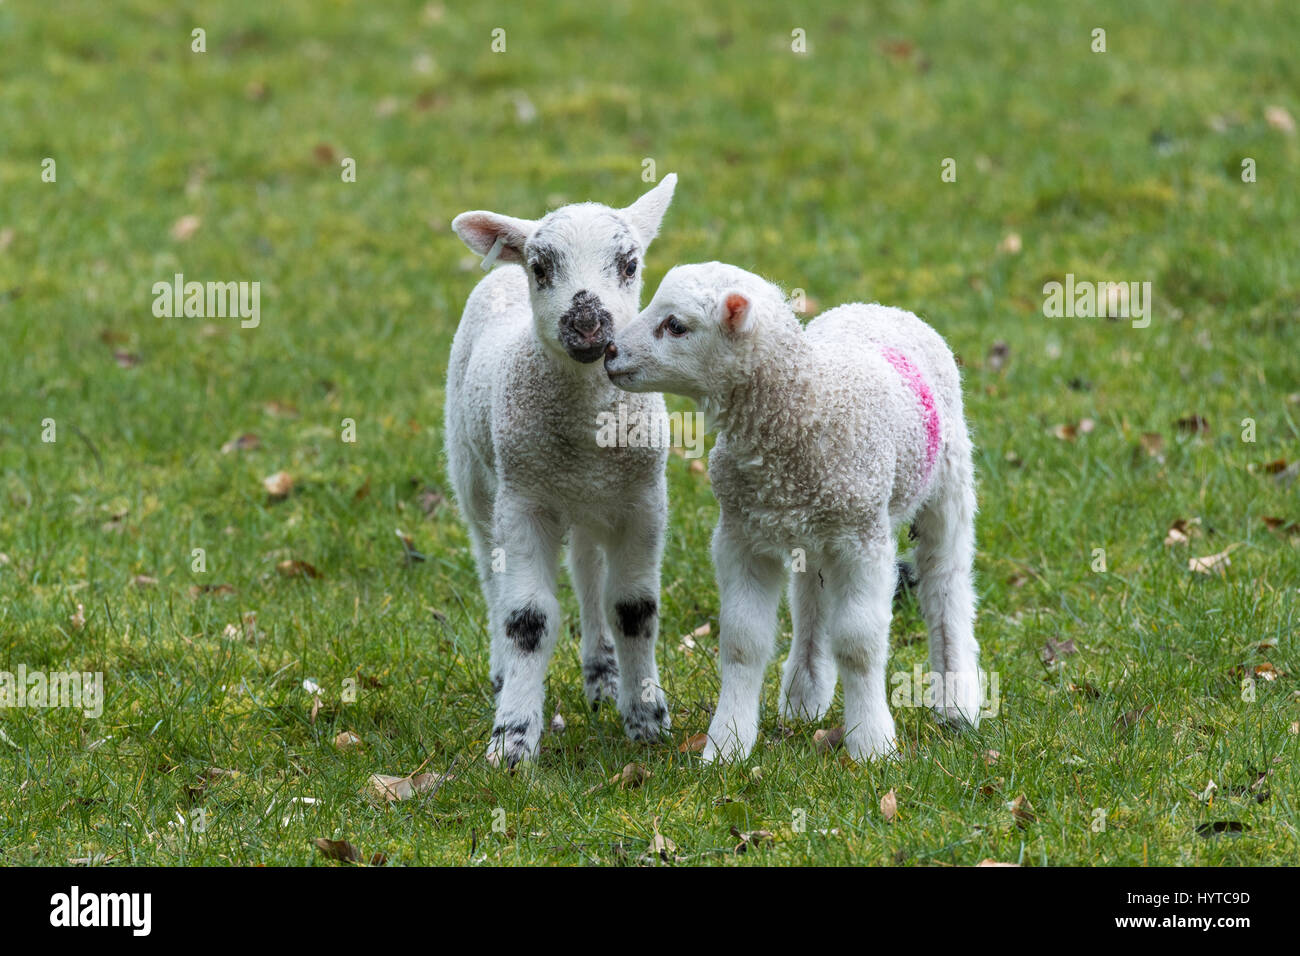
[559,291,614,363]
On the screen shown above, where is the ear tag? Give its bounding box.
[480,235,506,272]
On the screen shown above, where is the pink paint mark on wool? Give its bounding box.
[880,346,941,477]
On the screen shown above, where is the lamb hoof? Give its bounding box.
[932,705,981,731]
[621,694,671,742]
[843,730,899,763]
[583,649,620,711]
[700,721,755,764]
[486,718,540,769]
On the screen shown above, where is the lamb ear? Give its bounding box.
[451,211,537,265]
[621,173,677,248]
[719,290,752,335]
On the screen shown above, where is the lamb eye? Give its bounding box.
[664,315,688,337]
[622,257,638,278]
[531,262,547,283]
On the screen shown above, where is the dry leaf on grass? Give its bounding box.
[262,471,294,498]
[813,726,844,753]
[977,859,1020,867]
[132,574,158,588]
[171,215,201,240]
[221,433,260,454]
[1116,704,1152,730]
[1265,105,1296,134]
[730,825,774,853]
[612,763,651,789]
[1261,516,1300,537]
[642,815,679,864]
[366,769,454,803]
[1164,517,1201,547]
[880,789,898,822]
[679,623,709,652]
[313,838,361,862]
[1009,794,1036,829]
[1041,638,1076,663]
[277,559,320,579]
[333,731,362,750]
[679,732,708,753]
[1189,548,1234,575]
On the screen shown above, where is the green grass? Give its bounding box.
[1,0,1298,866]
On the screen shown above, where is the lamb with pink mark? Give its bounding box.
[604,262,983,763]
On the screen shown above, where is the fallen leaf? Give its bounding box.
[643,815,678,864]
[263,471,294,498]
[880,788,898,821]
[550,712,566,734]
[190,583,235,597]
[1265,105,1296,134]
[171,215,201,241]
[612,763,651,789]
[1009,794,1036,829]
[986,340,1010,372]
[813,726,844,753]
[132,574,158,588]
[263,401,299,419]
[1116,704,1152,730]
[1188,548,1233,575]
[313,838,361,862]
[977,859,1020,867]
[276,559,320,579]
[366,769,453,804]
[333,731,362,750]
[220,433,260,454]
[679,732,708,753]
[113,350,140,368]
[983,749,1001,765]
[730,825,774,853]
[312,143,337,163]
[1164,517,1201,547]
[69,603,86,631]
[1254,662,1279,681]
[1041,638,1076,663]
[1261,516,1300,537]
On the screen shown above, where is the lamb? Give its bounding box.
[603,261,983,763]
[445,176,678,768]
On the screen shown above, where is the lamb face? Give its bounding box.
[604,261,773,396]
[452,175,676,365]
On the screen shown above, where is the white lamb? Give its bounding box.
[604,262,982,763]
[445,176,678,768]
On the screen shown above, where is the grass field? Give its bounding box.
[1,0,1298,866]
